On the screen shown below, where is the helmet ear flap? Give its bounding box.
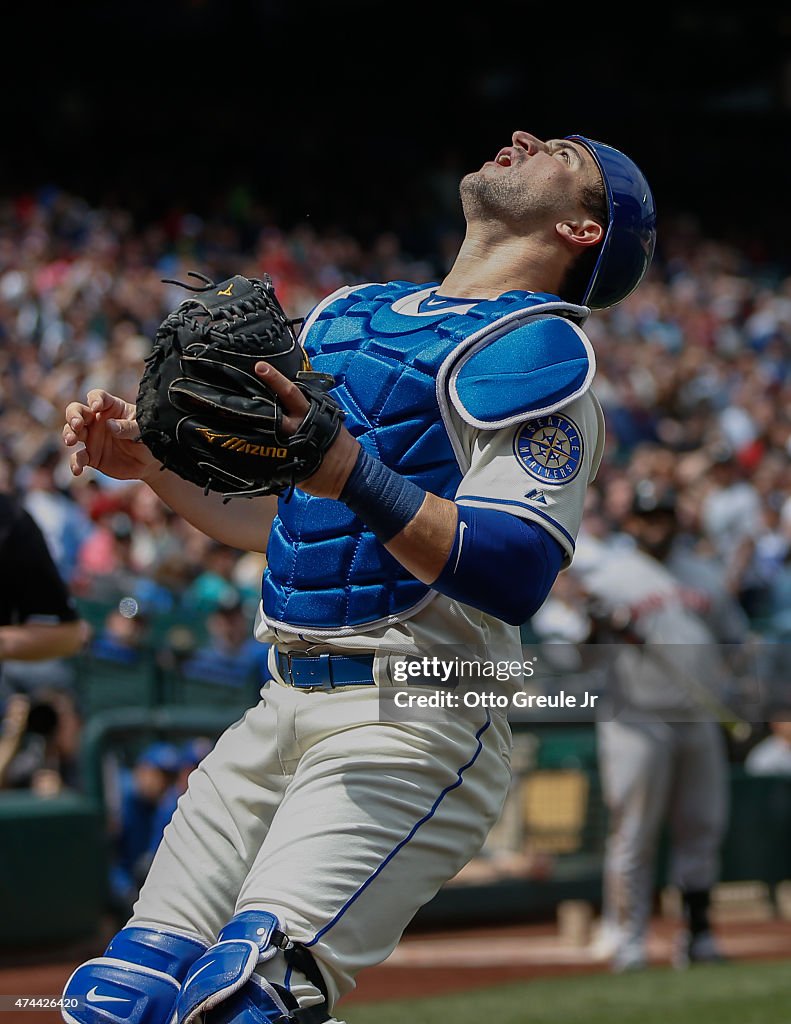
[566,135,657,310]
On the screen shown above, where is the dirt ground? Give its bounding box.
[2,903,789,1023]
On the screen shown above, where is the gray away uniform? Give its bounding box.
[572,534,734,968]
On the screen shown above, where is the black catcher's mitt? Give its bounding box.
[136,273,344,500]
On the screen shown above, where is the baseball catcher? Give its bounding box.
[136,272,345,500]
[62,131,656,1024]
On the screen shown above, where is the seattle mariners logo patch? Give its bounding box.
[513,414,584,483]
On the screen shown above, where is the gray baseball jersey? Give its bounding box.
[572,533,729,968]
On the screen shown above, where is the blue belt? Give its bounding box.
[276,650,376,690]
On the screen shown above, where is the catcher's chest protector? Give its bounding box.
[262,282,587,634]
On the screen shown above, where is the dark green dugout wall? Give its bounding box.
[0,792,107,948]
[0,707,240,952]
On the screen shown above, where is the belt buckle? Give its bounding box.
[288,651,334,691]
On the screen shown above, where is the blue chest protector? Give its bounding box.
[262,282,592,634]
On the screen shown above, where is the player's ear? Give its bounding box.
[555,217,605,252]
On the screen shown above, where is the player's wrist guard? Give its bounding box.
[339,447,426,543]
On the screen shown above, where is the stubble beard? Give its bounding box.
[459,170,536,229]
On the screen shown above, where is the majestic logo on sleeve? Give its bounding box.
[513,414,584,483]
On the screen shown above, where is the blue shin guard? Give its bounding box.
[62,927,207,1024]
[175,911,329,1024]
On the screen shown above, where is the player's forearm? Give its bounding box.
[145,466,276,553]
[0,621,86,661]
[385,492,457,582]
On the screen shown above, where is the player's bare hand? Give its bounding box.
[63,389,159,482]
[255,362,360,499]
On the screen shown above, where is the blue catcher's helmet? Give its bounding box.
[566,135,656,310]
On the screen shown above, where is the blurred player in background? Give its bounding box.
[0,490,88,695]
[574,484,745,972]
[143,737,217,864]
[0,490,88,796]
[105,741,183,917]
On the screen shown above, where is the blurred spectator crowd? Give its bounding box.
[579,223,791,637]
[3,191,791,640]
[0,188,441,626]
[2,187,791,904]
